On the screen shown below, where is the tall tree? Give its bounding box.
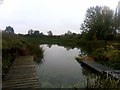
[101,6,114,40]
[28,29,34,35]
[47,30,53,36]
[34,30,39,35]
[65,30,72,35]
[81,6,115,40]
[115,1,120,33]
[5,26,14,34]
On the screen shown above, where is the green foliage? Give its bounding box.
[81,6,116,40]
[2,32,44,77]
[71,72,120,88]
[79,5,120,69]
[92,45,120,61]
[87,74,120,88]
[91,44,120,69]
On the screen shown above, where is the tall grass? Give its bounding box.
[87,74,120,88]
[2,32,44,77]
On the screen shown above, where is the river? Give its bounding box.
[35,44,96,88]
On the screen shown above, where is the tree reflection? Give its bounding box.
[34,57,45,65]
[34,50,45,65]
[47,44,52,48]
[64,46,76,51]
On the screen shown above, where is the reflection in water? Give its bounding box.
[34,51,45,65]
[34,58,45,65]
[35,44,100,88]
[47,44,52,48]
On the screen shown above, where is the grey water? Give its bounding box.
[35,44,94,88]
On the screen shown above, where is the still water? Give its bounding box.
[35,44,93,88]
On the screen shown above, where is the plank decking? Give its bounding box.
[79,60,120,81]
[2,56,39,88]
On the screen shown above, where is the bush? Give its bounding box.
[2,32,44,77]
[91,44,120,69]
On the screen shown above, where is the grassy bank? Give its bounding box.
[2,32,44,77]
[77,41,120,70]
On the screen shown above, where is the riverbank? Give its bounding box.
[2,32,43,77]
[76,58,120,80]
[18,35,120,69]
[76,57,120,88]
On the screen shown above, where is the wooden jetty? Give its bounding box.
[2,56,39,88]
[78,60,120,81]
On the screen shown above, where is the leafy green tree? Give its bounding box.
[81,6,115,40]
[101,7,115,40]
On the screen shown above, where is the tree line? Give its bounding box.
[3,3,120,42]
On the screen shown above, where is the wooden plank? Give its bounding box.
[80,61,110,74]
[80,60,120,81]
[2,56,39,88]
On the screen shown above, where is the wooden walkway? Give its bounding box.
[2,56,39,88]
[78,60,120,81]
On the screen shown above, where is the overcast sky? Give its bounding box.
[0,0,120,35]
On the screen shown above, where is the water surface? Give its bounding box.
[35,44,91,88]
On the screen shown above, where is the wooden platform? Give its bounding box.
[78,60,120,81]
[2,56,39,88]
